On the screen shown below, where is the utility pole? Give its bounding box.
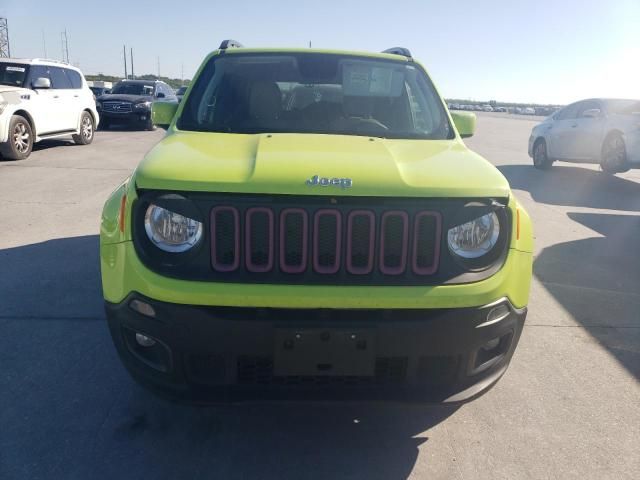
[64,30,69,63]
[0,18,10,58]
[181,63,184,86]
[123,45,128,79]
[157,56,160,78]
[42,30,47,58]
[130,47,134,79]
[60,29,70,62]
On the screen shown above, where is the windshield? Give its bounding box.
[0,63,29,87]
[111,82,154,96]
[176,86,187,94]
[179,53,452,139]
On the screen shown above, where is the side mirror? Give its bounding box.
[152,101,178,130]
[582,108,601,119]
[32,77,51,89]
[451,112,476,138]
[156,92,166,99]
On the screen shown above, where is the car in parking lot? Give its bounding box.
[96,79,177,130]
[100,40,533,403]
[0,58,98,160]
[89,86,111,98]
[528,98,640,172]
[175,86,187,102]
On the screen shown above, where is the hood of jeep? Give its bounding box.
[0,85,25,94]
[134,131,510,198]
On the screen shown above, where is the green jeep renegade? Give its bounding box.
[100,40,533,402]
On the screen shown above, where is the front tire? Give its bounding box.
[532,139,553,170]
[144,117,156,131]
[0,115,33,160]
[72,111,95,145]
[601,133,628,174]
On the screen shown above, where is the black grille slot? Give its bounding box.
[246,208,273,272]
[413,212,441,274]
[211,207,239,271]
[347,211,374,274]
[380,212,408,274]
[280,209,307,273]
[313,210,341,274]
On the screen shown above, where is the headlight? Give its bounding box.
[144,204,203,252]
[96,101,102,109]
[135,101,152,110]
[447,212,500,259]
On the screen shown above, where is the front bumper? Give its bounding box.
[97,109,151,124]
[106,293,526,403]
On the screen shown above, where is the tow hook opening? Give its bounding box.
[471,331,514,374]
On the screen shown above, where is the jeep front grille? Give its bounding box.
[209,205,442,279]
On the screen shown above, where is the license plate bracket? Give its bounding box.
[274,328,375,377]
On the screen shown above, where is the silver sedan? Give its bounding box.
[528,98,640,173]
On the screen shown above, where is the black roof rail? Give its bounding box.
[382,47,412,59]
[219,39,244,50]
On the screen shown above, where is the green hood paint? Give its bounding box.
[134,131,510,198]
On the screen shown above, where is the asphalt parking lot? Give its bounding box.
[1,113,638,479]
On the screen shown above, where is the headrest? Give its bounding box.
[249,82,282,121]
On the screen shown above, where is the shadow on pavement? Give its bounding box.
[32,138,77,152]
[100,123,154,132]
[0,235,103,318]
[533,212,640,380]
[0,138,76,160]
[0,235,457,479]
[498,164,640,211]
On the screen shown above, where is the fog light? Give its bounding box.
[135,333,156,347]
[483,337,501,351]
[129,299,156,318]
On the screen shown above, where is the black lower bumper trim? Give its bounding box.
[105,293,526,403]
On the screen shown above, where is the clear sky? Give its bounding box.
[1,0,638,104]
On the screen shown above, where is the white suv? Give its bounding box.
[0,58,99,160]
